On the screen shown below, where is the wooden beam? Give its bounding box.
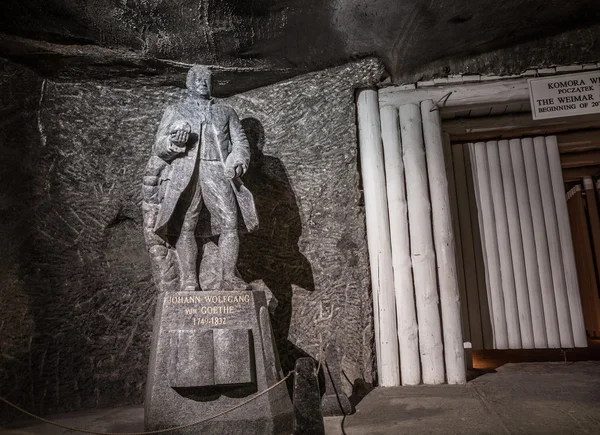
[488,140,522,349]
[445,134,472,347]
[380,105,420,386]
[563,166,600,182]
[522,138,562,348]
[561,150,600,168]
[568,186,600,337]
[356,89,400,386]
[422,99,466,384]
[547,136,587,347]
[583,176,600,335]
[472,141,509,349]
[400,103,445,384]
[534,136,574,348]
[583,177,600,276]
[380,77,530,110]
[443,113,600,142]
[498,139,535,348]
[463,145,494,349]
[509,139,548,348]
[558,130,600,154]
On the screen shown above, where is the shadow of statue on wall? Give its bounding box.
[236,117,316,376]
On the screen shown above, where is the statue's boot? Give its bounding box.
[182,281,200,292]
[177,231,200,291]
[222,275,251,291]
[220,230,250,291]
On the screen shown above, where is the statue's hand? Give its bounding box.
[224,161,248,180]
[168,121,191,149]
[169,129,189,146]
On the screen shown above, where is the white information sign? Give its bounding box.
[528,71,600,120]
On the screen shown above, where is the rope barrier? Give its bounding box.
[0,371,294,435]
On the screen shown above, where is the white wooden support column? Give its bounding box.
[579,180,600,337]
[546,136,587,347]
[498,140,535,348]
[399,103,445,384]
[468,143,496,347]
[568,185,597,336]
[380,105,421,385]
[356,89,400,386]
[452,144,485,349]
[445,135,472,346]
[472,141,509,349]
[421,100,465,384]
[466,143,494,349]
[521,138,561,348]
[584,176,600,293]
[509,139,548,348]
[533,136,574,348]
[487,140,522,349]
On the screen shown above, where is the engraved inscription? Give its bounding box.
[166,293,252,327]
[166,294,251,304]
[184,306,236,315]
[193,317,227,326]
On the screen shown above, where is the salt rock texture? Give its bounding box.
[0,0,599,92]
[0,58,383,420]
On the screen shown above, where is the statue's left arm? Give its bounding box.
[224,108,251,178]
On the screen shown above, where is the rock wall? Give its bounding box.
[2,0,599,91]
[394,23,600,83]
[228,60,383,398]
[0,60,45,422]
[0,59,162,422]
[0,58,382,421]
[3,21,600,422]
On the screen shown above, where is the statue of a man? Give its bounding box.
[143,65,257,292]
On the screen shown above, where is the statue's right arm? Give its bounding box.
[154,106,178,162]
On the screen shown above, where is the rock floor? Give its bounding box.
[3,362,600,435]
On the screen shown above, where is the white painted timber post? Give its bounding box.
[546,136,586,347]
[533,136,574,348]
[467,143,495,349]
[421,100,465,384]
[380,105,421,385]
[472,141,509,349]
[521,138,561,348]
[498,140,535,349]
[356,89,401,386]
[399,103,445,384]
[445,136,473,346]
[487,140,522,349]
[509,139,548,348]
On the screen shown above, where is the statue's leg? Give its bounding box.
[219,229,239,280]
[177,184,203,291]
[200,161,247,290]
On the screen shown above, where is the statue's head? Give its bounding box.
[186,65,212,98]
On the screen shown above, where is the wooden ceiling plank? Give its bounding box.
[561,150,600,168]
[444,113,600,142]
[468,106,493,117]
[558,130,600,153]
[380,77,530,109]
[562,166,600,182]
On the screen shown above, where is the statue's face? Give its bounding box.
[190,70,212,98]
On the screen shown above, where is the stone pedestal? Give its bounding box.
[145,290,293,435]
[293,358,325,435]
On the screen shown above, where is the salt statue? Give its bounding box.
[142,65,258,292]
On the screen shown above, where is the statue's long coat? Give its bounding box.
[152,99,258,240]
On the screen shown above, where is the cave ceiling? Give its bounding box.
[0,0,599,95]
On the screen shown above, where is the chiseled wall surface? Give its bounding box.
[0,60,161,422]
[0,58,382,420]
[0,60,46,421]
[394,23,600,83]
